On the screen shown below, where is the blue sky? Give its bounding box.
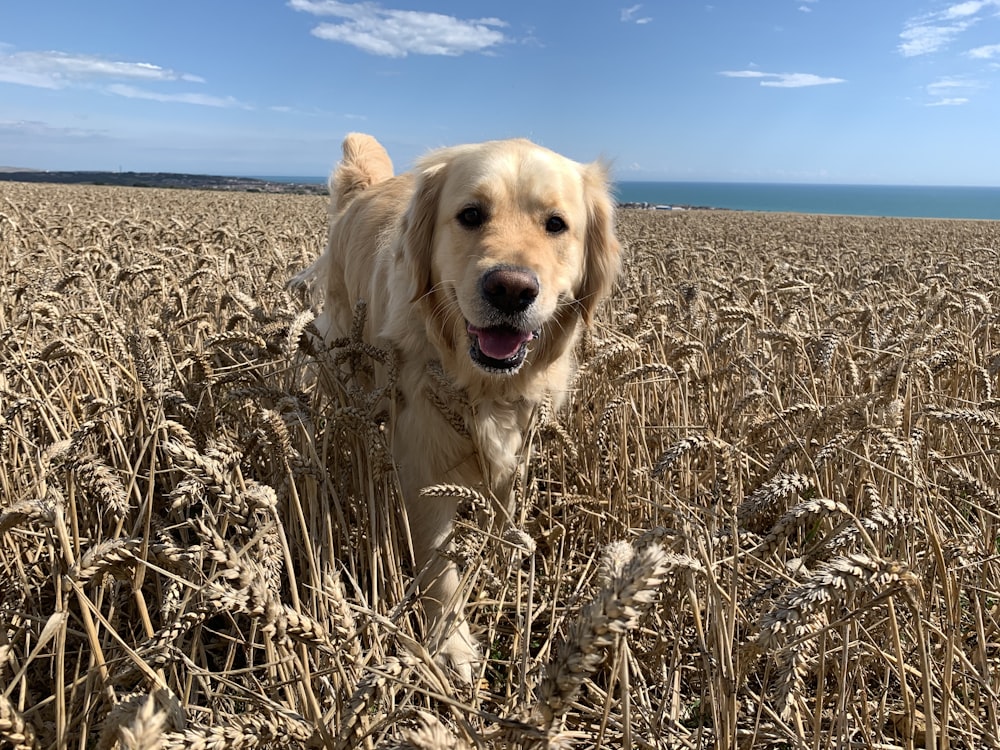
[2,1,999,185]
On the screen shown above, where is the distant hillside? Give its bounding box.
[0,170,326,194]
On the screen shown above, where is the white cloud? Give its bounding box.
[105,84,249,108]
[898,1,1000,57]
[899,20,975,56]
[919,76,986,105]
[719,70,845,87]
[621,4,653,24]
[943,0,994,18]
[0,48,202,89]
[926,75,986,95]
[289,0,507,57]
[799,6,813,12]
[0,119,108,140]
[967,42,1000,58]
[0,45,257,109]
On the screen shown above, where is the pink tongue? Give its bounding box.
[469,325,533,360]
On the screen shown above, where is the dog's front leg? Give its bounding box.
[403,490,480,683]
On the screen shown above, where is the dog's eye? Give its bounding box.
[457,206,485,229]
[545,215,568,234]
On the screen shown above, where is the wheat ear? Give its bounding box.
[115,695,168,750]
[532,543,669,728]
[388,711,471,750]
[0,693,39,750]
[751,497,852,557]
[757,552,918,721]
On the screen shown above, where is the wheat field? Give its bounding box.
[1,181,999,749]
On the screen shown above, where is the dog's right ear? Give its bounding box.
[577,160,622,325]
[402,160,447,302]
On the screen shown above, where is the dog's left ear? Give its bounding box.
[577,161,622,325]
[403,159,448,302]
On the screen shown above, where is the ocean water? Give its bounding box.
[257,176,1000,221]
[615,181,1000,221]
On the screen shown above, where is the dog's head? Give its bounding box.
[402,139,621,377]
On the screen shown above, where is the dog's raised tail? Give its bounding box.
[331,133,394,213]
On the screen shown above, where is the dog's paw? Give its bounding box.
[434,621,481,685]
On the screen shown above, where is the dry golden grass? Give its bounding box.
[2,181,999,749]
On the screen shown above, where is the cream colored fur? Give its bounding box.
[298,133,620,681]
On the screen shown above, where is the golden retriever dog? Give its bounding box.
[297,133,620,681]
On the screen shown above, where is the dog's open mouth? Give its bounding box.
[467,324,538,373]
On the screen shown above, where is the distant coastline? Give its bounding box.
[3,171,999,220]
[616,180,1000,221]
[0,170,717,210]
[617,201,724,212]
[0,170,327,195]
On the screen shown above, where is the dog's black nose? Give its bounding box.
[481,267,540,315]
